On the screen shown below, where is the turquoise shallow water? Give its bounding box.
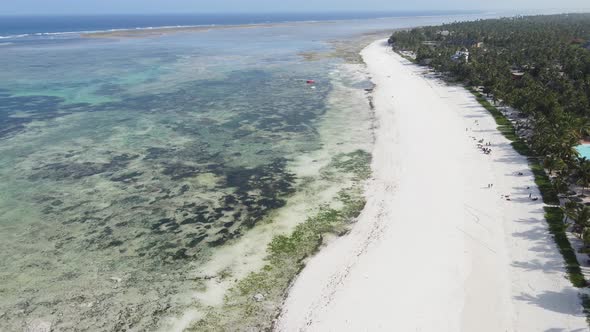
[0,14,493,331]
[576,145,590,159]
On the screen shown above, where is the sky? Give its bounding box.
[0,0,589,15]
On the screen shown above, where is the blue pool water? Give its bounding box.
[576,145,590,159]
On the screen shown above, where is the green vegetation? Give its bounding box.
[390,14,590,171]
[470,88,584,287]
[190,192,365,331]
[189,150,370,331]
[470,84,590,327]
[391,15,590,293]
[545,206,586,287]
[581,294,590,324]
[470,89,532,155]
[329,150,372,180]
[530,162,559,206]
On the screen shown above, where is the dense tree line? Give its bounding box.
[390,14,590,248]
[390,14,590,121]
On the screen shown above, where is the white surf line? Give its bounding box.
[275,39,587,332]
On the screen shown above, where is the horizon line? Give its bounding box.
[1,8,589,18]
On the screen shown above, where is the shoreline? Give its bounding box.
[275,39,587,331]
[159,61,375,331]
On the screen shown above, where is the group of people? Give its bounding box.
[472,134,493,155]
[477,141,493,154]
[468,120,540,202]
[499,187,539,202]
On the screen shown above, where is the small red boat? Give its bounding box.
[306,80,315,84]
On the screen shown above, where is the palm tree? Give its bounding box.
[570,204,590,236]
[562,200,579,223]
[582,227,590,252]
[553,175,570,196]
[575,116,590,140]
[575,157,590,194]
[544,155,566,175]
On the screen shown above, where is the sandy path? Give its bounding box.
[275,40,588,331]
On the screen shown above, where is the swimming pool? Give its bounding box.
[576,144,590,159]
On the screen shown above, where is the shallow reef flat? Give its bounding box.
[0,25,375,330]
[177,64,374,331]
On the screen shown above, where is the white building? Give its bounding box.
[451,49,469,63]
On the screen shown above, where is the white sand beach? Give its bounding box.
[276,39,588,331]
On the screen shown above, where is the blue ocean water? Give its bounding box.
[0,12,495,331]
[0,11,483,38]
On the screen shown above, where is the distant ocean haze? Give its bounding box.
[0,11,483,38]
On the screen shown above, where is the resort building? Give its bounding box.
[451,49,469,63]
